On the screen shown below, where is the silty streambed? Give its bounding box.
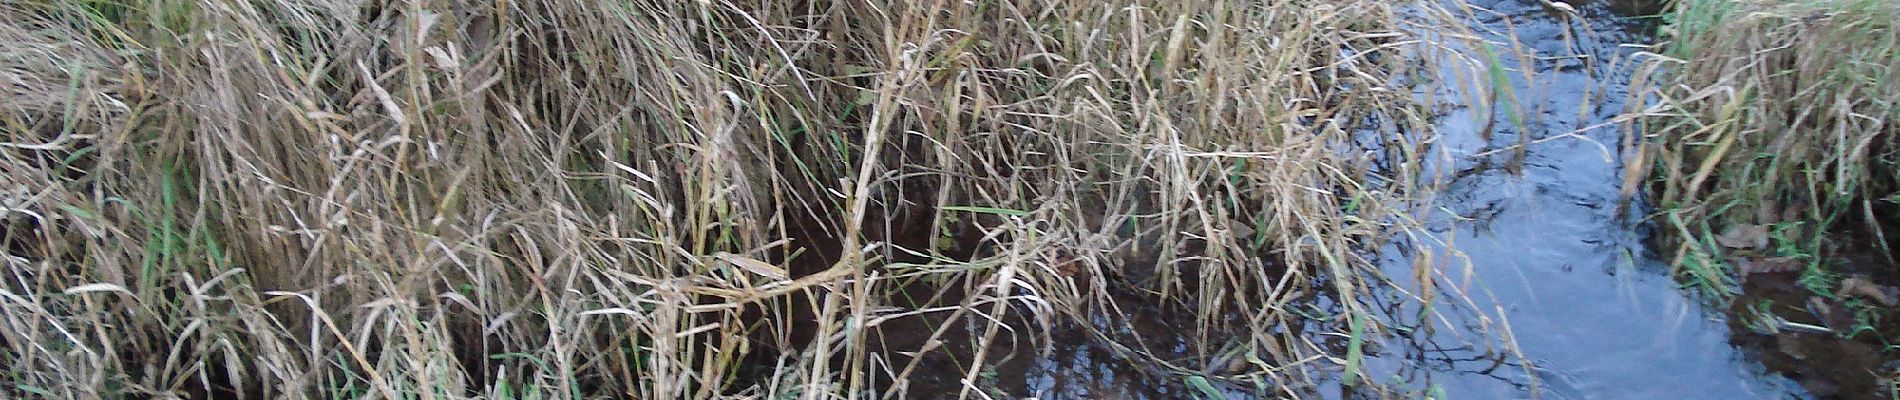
[1355,0,1812,398]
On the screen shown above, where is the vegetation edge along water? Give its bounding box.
[1636,0,1900,396]
[5,0,1896,397]
[0,0,1489,398]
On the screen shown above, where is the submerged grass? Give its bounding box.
[0,0,1498,398]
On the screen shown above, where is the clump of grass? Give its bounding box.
[1633,0,1900,298]
[0,0,1466,398]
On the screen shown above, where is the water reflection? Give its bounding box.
[1366,0,1809,398]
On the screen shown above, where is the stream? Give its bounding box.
[1356,0,1811,398]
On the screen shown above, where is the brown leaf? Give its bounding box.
[1715,224,1771,250]
[1738,256,1806,276]
[1756,199,1782,225]
[1781,201,1808,224]
[1228,218,1256,239]
[1837,276,1898,306]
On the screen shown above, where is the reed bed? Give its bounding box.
[0,0,1488,398]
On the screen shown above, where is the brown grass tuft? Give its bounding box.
[0,0,1478,398]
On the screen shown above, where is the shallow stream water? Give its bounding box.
[1355,0,1811,398]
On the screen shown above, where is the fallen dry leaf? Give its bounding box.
[1715,223,1771,250]
[1229,218,1256,239]
[1739,256,1805,276]
[1781,201,1808,224]
[1755,198,1784,225]
[1837,276,1898,306]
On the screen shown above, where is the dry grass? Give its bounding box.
[1631,0,1900,298]
[0,0,1478,398]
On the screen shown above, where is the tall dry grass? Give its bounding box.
[1,0,1463,398]
[1632,0,1900,297]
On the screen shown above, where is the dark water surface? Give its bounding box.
[1359,0,1810,398]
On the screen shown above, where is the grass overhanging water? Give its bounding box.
[1635,0,1899,321]
[1633,0,1900,396]
[0,0,1531,398]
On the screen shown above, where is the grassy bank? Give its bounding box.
[1635,0,1900,393]
[1637,0,1899,305]
[0,0,1467,398]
